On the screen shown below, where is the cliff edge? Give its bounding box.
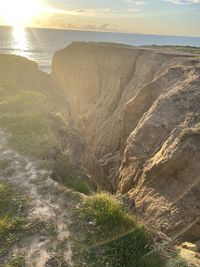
[52,42,200,240]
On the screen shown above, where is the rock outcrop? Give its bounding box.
[52,42,200,239]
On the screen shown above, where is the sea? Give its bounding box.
[0,25,200,73]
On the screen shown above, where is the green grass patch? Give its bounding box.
[0,184,26,218]
[0,183,27,257]
[168,255,192,267]
[87,234,163,267]
[0,112,53,158]
[74,193,163,267]
[52,152,91,195]
[151,45,200,55]
[173,46,200,54]
[0,79,62,159]
[4,254,25,267]
[0,183,50,262]
[46,220,58,238]
[0,65,91,195]
[79,193,134,238]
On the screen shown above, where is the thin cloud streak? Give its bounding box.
[164,0,200,4]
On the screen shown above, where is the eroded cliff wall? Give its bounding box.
[52,43,178,157]
[52,42,200,239]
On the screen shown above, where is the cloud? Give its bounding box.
[126,0,148,5]
[74,8,112,15]
[98,23,110,30]
[164,0,200,4]
[40,16,119,32]
[50,7,141,17]
[125,8,141,12]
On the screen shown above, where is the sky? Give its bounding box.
[0,0,200,36]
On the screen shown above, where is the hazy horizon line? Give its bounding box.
[0,23,200,39]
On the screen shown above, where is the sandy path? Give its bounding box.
[0,129,74,267]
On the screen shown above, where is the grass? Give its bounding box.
[150,45,200,55]
[169,255,192,267]
[0,76,91,194]
[73,193,163,267]
[0,84,57,158]
[52,152,91,195]
[0,184,47,257]
[79,193,134,238]
[4,254,25,267]
[0,71,69,160]
[0,182,57,264]
[0,183,27,257]
[46,220,58,238]
[48,239,71,267]
[173,46,200,54]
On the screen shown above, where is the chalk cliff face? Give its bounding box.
[52,42,200,239]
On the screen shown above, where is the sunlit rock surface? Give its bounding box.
[52,42,200,238]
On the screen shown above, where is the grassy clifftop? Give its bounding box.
[0,55,64,158]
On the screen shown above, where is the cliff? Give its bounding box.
[52,42,200,240]
[0,53,106,266]
[1,44,200,266]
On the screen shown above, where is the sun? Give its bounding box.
[0,0,46,27]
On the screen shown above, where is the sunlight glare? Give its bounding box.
[0,0,46,27]
[12,26,27,52]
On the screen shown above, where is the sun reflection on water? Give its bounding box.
[12,26,28,55]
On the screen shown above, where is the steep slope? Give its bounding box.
[0,129,76,266]
[0,54,103,266]
[0,54,103,189]
[0,55,76,266]
[119,60,200,239]
[52,42,200,239]
[52,43,176,158]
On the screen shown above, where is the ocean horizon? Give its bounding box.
[1,25,200,73]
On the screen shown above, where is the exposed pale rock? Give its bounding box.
[182,242,198,252]
[179,247,200,267]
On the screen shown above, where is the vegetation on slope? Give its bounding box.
[0,183,26,257]
[0,70,90,194]
[72,192,194,267]
[172,46,200,54]
[72,193,163,267]
[52,152,91,195]
[0,77,58,158]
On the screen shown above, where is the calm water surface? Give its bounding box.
[0,26,200,72]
